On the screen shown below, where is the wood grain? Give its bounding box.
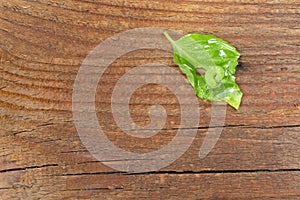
[0,0,299,199]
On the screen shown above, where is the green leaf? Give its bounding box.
[164,31,243,109]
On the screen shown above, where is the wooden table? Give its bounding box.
[0,0,299,199]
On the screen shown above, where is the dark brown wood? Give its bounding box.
[0,0,299,199]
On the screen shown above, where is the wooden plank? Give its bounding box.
[0,0,299,199]
[0,124,299,172]
[0,168,299,199]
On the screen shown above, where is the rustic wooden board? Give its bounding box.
[0,0,299,199]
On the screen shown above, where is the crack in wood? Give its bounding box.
[11,128,37,136]
[128,169,300,175]
[37,122,54,127]
[10,123,55,136]
[61,187,124,191]
[0,164,58,173]
[127,124,300,132]
[50,168,300,177]
[0,187,13,190]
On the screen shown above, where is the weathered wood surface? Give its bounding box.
[0,0,299,199]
